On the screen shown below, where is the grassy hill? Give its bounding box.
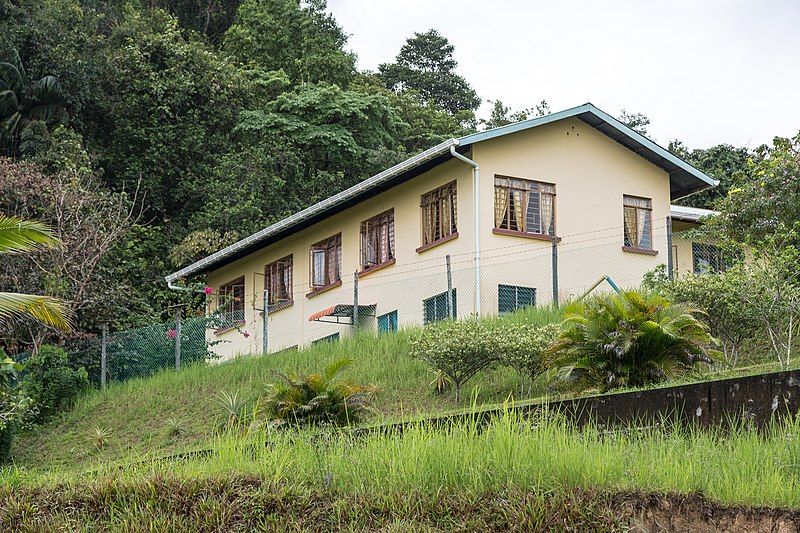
[11,325,536,470]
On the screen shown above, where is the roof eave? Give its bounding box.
[165,138,459,283]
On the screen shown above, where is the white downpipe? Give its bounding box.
[449,145,481,316]
[167,279,204,294]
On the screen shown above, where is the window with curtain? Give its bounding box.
[218,276,245,326]
[623,195,652,250]
[420,182,458,246]
[264,255,293,308]
[494,176,556,236]
[360,209,395,269]
[310,234,341,289]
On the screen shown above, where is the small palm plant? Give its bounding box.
[88,427,111,450]
[212,390,250,431]
[548,290,719,391]
[264,357,376,427]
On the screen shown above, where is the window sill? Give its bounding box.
[622,246,658,256]
[416,232,459,253]
[306,279,342,298]
[264,300,293,315]
[359,258,396,278]
[214,320,245,336]
[492,228,561,242]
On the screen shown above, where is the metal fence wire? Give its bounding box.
[12,216,749,387]
[102,316,213,383]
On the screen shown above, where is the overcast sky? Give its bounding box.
[327,0,800,149]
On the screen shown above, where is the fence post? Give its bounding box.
[446,254,454,319]
[101,324,107,390]
[353,271,359,329]
[551,240,559,307]
[666,216,674,280]
[174,307,181,370]
[268,289,269,355]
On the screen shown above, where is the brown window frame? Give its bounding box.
[217,276,245,327]
[264,255,293,311]
[309,233,341,291]
[360,209,395,272]
[420,181,458,248]
[493,175,556,238]
[623,195,654,252]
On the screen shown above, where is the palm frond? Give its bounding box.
[0,292,72,331]
[0,61,23,97]
[323,357,352,382]
[0,214,58,253]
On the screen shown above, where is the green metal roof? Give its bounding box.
[166,103,717,282]
[458,102,718,199]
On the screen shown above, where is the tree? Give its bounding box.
[703,133,800,246]
[143,0,242,42]
[0,215,70,331]
[669,141,751,209]
[224,0,356,87]
[0,49,68,156]
[409,319,498,402]
[0,135,139,347]
[379,29,480,116]
[481,99,550,130]
[618,109,650,135]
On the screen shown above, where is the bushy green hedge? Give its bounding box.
[410,319,560,401]
[21,345,89,423]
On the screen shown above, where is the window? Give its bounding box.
[420,182,458,247]
[377,310,398,334]
[218,276,245,327]
[312,333,340,345]
[361,210,395,270]
[693,243,737,274]
[494,176,556,236]
[623,195,653,250]
[423,289,456,324]
[498,285,536,315]
[265,255,293,309]
[310,234,341,289]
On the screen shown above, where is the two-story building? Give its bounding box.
[166,103,719,359]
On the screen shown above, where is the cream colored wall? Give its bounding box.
[205,117,675,360]
[472,117,672,310]
[206,158,473,360]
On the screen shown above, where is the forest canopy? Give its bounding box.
[0,0,789,350]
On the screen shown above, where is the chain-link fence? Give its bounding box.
[12,215,741,384]
[201,215,728,360]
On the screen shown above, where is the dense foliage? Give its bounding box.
[20,344,89,423]
[549,291,718,391]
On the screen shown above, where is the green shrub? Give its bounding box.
[655,267,764,368]
[0,354,30,463]
[549,290,719,391]
[490,321,561,392]
[409,320,498,402]
[21,345,89,423]
[264,358,375,427]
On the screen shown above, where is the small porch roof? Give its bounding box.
[309,304,377,323]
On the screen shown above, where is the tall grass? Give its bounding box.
[9,409,800,509]
[11,311,562,468]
